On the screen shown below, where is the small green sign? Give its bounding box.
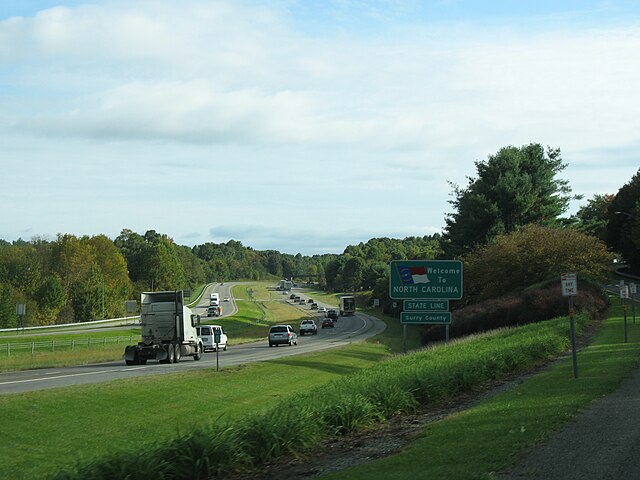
[389,260,463,300]
[403,299,449,312]
[401,312,452,325]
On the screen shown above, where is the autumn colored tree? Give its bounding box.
[463,225,614,302]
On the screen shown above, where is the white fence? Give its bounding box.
[1,335,140,356]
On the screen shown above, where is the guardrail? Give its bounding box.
[0,283,215,335]
[1,335,141,356]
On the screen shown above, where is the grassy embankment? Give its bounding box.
[42,302,630,479]
[323,297,640,480]
[0,282,310,372]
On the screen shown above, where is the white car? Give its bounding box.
[299,319,318,336]
[196,325,228,352]
[317,306,327,313]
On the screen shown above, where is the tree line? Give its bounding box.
[1,143,638,328]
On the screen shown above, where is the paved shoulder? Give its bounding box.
[498,365,640,480]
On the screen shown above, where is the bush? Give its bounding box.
[421,281,607,343]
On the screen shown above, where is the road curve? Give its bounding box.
[0,286,385,395]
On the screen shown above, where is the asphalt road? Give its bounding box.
[0,285,386,395]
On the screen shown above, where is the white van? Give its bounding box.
[196,325,228,352]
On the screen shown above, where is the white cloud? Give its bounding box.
[1,1,639,253]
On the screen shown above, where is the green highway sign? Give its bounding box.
[390,260,463,300]
[403,299,449,312]
[401,312,452,325]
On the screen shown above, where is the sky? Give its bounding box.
[1,0,639,256]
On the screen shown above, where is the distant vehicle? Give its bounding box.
[207,305,221,317]
[321,318,334,328]
[298,298,307,304]
[290,294,296,299]
[307,299,314,303]
[310,303,318,310]
[223,297,229,302]
[210,292,219,301]
[326,309,338,320]
[317,306,327,313]
[268,325,298,347]
[294,296,301,302]
[299,319,318,336]
[339,296,356,316]
[278,279,293,291]
[196,325,228,352]
[210,299,219,306]
[124,290,203,365]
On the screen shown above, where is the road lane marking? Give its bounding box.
[0,367,147,386]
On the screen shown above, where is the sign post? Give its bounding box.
[214,330,221,372]
[561,273,579,379]
[621,285,630,343]
[15,303,25,334]
[630,283,637,325]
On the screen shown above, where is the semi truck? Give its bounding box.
[124,290,203,365]
[277,279,293,291]
[339,295,356,316]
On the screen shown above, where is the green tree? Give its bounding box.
[36,275,67,325]
[570,193,614,241]
[606,169,640,273]
[0,283,15,328]
[443,144,575,257]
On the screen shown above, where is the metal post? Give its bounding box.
[445,324,450,342]
[216,342,220,372]
[568,296,578,379]
[624,301,628,343]
[402,325,407,353]
[31,342,35,355]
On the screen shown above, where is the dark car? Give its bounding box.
[290,294,296,299]
[326,309,339,320]
[310,303,318,310]
[307,298,314,303]
[321,318,334,328]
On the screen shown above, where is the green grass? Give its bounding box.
[0,342,390,480]
[322,299,640,480]
[48,309,593,479]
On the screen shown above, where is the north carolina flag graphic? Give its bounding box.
[398,266,430,285]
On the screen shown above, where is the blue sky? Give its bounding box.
[1,1,639,255]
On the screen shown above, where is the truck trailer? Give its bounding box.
[124,290,203,365]
[339,295,356,316]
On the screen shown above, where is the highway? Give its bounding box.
[0,284,386,395]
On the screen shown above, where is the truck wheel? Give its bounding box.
[167,344,175,364]
[173,343,181,363]
[194,344,202,361]
[223,343,227,351]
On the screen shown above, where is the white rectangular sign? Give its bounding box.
[621,285,630,299]
[561,273,578,297]
[630,283,637,295]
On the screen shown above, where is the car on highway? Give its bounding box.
[299,319,318,336]
[268,325,298,347]
[310,303,318,310]
[317,306,327,314]
[326,309,339,320]
[196,325,228,352]
[223,297,229,302]
[321,318,334,328]
[207,306,220,317]
[307,298,314,303]
[290,294,296,299]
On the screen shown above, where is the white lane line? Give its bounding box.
[0,367,146,386]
